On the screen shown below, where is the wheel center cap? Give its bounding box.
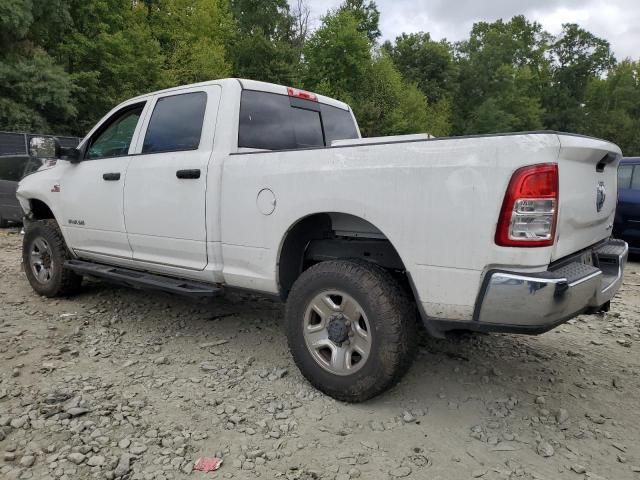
[327,314,349,344]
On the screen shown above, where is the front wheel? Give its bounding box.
[22,219,82,297]
[285,260,417,402]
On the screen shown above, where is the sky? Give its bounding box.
[298,0,639,60]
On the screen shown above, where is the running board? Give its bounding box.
[64,259,222,297]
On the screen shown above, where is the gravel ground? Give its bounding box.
[1,228,640,480]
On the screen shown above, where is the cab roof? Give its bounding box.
[126,78,351,111]
[621,157,640,164]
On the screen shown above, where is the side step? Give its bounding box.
[64,259,223,297]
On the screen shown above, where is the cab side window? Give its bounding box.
[86,104,144,160]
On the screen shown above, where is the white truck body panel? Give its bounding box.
[552,134,619,261]
[16,78,624,325]
[331,133,434,147]
[220,133,566,319]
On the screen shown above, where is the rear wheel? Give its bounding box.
[22,219,82,297]
[285,260,417,402]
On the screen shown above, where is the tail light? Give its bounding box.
[495,163,558,247]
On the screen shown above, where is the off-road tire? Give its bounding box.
[285,260,417,402]
[22,219,82,297]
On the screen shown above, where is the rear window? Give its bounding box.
[238,90,358,151]
[143,92,207,154]
[320,103,359,144]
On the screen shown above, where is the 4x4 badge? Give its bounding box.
[596,181,606,212]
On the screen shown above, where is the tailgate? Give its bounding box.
[552,134,622,261]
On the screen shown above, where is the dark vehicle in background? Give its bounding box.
[0,132,80,226]
[615,157,640,254]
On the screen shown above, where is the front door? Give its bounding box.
[123,86,220,270]
[60,101,147,258]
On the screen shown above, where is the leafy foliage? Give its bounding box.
[303,9,371,104]
[382,32,455,104]
[584,60,640,155]
[227,0,301,84]
[0,0,639,155]
[452,16,549,134]
[544,23,616,132]
[337,0,381,43]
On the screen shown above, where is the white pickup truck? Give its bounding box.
[17,79,628,402]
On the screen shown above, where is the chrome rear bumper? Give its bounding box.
[474,239,628,329]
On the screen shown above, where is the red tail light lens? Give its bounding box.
[495,163,558,247]
[287,87,318,102]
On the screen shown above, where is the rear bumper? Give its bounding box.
[472,238,628,331]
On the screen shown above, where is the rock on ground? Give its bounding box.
[1,229,640,479]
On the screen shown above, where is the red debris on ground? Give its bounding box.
[193,457,223,472]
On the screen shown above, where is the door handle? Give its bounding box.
[102,172,120,181]
[176,169,201,179]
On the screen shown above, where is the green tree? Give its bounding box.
[304,6,448,137]
[151,0,233,85]
[227,0,301,84]
[452,16,550,134]
[584,60,640,155]
[337,0,380,42]
[0,52,77,132]
[544,23,616,132]
[303,9,371,103]
[382,32,455,105]
[356,55,424,136]
[50,0,165,134]
[0,0,77,133]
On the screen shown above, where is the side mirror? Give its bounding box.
[60,146,82,163]
[28,136,81,163]
[29,136,59,159]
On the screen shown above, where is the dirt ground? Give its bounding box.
[1,228,640,480]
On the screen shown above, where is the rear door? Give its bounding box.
[123,85,220,270]
[616,163,640,250]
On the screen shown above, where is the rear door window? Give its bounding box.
[143,92,207,154]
